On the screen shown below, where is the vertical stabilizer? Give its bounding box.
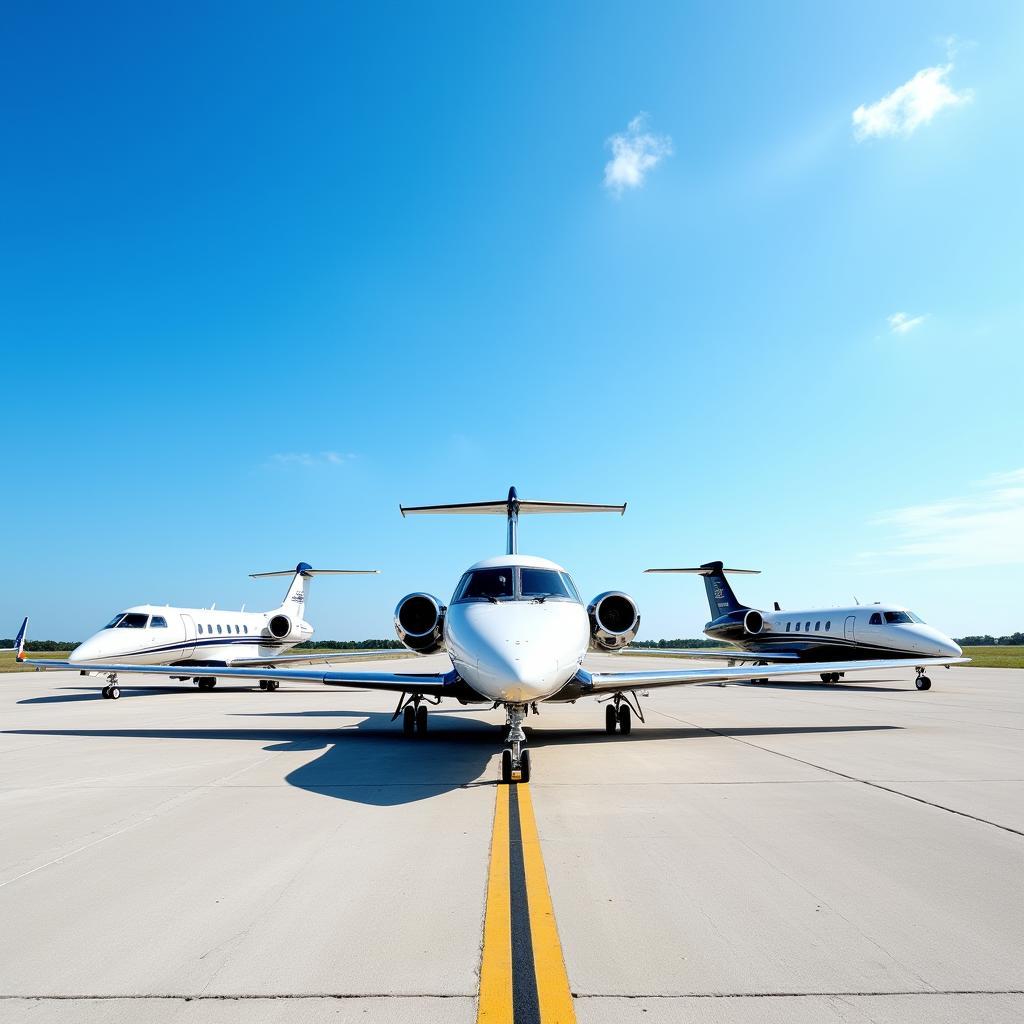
[644,562,760,619]
[249,564,380,616]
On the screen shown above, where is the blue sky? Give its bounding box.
[3,2,1023,640]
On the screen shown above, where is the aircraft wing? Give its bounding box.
[17,658,456,696]
[626,648,802,662]
[580,656,969,694]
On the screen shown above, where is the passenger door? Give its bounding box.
[179,614,197,660]
[844,615,856,642]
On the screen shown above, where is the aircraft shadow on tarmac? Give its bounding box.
[6,707,901,807]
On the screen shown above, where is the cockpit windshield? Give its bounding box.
[454,567,582,604]
[103,612,150,629]
[884,610,924,624]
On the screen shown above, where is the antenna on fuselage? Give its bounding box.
[399,485,627,555]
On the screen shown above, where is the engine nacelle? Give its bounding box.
[266,613,293,640]
[588,591,641,651]
[743,609,764,635]
[394,593,446,654]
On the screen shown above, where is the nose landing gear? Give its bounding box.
[501,703,530,783]
[915,668,932,690]
[101,672,120,699]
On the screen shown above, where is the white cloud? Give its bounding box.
[864,470,1024,569]
[852,63,971,140]
[888,311,927,335]
[268,451,356,468]
[603,114,672,195]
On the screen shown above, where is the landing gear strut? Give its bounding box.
[393,692,438,736]
[602,691,644,735]
[501,703,530,783]
[101,672,120,700]
[915,668,932,690]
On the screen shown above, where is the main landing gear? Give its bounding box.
[101,672,120,699]
[819,672,844,685]
[393,692,437,737]
[501,703,531,783]
[196,677,217,691]
[602,691,644,736]
[915,668,932,690]
[258,679,279,691]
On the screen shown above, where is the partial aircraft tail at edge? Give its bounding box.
[644,561,758,619]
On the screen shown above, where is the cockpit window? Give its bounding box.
[883,611,915,624]
[150,616,168,628]
[103,613,126,629]
[520,568,572,601]
[115,613,149,629]
[459,568,514,601]
[869,612,883,625]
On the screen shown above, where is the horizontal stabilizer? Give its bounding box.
[401,499,626,517]
[645,567,760,575]
[250,564,379,579]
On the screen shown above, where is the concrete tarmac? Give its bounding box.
[2,656,1022,1022]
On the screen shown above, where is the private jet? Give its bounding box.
[37,563,379,698]
[18,490,966,780]
[644,561,963,689]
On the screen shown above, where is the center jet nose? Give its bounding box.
[905,625,962,658]
[447,599,590,704]
[68,635,103,665]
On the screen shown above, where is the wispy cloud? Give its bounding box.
[603,114,672,196]
[888,311,927,335]
[852,62,971,140]
[267,451,356,468]
[863,470,1024,569]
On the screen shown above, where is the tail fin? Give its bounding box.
[5,616,29,661]
[250,563,379,614]
[644,562,759,619]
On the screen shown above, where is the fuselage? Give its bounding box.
[68,605,311,668]
[443,554,591,704]
[705,604,962,662]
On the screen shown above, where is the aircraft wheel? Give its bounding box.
[617,703,632,735]
[519,749,531,783]
[605,704,617,733]
[101,686,110,699]
[268,681,279,691]
[415,704,428,735]
[820,673,831,683]
[108,686,120,700]
[258,681,268,691]
[402,705,415,735]
[501,748,514,784]
[198,679,216,691]
[916,675,932,691]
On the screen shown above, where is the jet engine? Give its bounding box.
[394,593,446,654]
[266,614,294,640]
[743,609,764,635]
[588,591,641,651]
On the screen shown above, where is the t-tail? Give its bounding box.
[644,561,759,620]
[249,563,380,614]
[400,485,626,554]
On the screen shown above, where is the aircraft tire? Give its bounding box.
[916,675,932,690]
[415,704,428,735]
[501,748,514,784]
[403,705,415,735]
[109,686,120,699]
[605,704,617,733]
[519,749,531,783]
[101,686,110,699]
[617,704,632,735]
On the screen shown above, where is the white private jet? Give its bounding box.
[18,490,967,780]
[21,563,379,698]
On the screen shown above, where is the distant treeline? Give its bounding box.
[631,638,729,649]
[1,640,81,652]
[954,633,1024,647]
[294,639,404,650]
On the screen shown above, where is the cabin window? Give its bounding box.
[114,613,149,629]
[786,622,791,632]
[216,625,223,634]
[795,622,800,631]
[150,616,168,628]
[815,620,820,630]
[805,621,811,631]
[883,611,914,624]
[869,612,883,625]
[243,625,248,634]
[825,621,831,631]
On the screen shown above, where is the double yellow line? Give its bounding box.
[477,783,576,1024]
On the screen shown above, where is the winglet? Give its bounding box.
[13,616,28,662]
